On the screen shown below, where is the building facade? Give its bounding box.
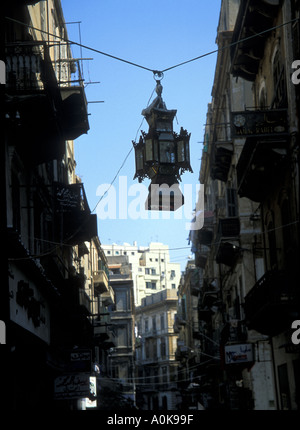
[190,0,300,410]
[135,289,180,410]
[175,260,202,410]
[102,242,181,305]
[106,257,136,406]
[3,0,114,410]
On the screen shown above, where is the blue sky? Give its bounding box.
[61,0,221,270]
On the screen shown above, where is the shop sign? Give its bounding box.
[69,349,91,372]
[224,343,254,365]
[54,374,90,400]
[231,109,288,138]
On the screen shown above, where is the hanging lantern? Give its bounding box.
[133,74,193,211]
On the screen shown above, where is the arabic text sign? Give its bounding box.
[231,109,288,138]
[224,343,254,365]
[54,374,90,400]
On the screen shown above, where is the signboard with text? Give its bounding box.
[54,374,90,400]
[224,343,254,365]
[231,109,288,138]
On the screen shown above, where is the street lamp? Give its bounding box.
[133,75,193,211]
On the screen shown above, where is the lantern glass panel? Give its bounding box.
[177,140,185,162]
[185,140,190,162]
[160,140,175,164]
[135,147,143,171]
[153,138,159,162]
[145,137,159,163]
[145,138,153,162]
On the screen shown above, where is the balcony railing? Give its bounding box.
[244,270,299,335]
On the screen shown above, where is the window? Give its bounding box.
[117,326,127,347]
[170,270,175,279]
[145,268,150,275]
[171,284,176,289]
[131,252,135,255]
[145,319,149,332]
[160,314,165,330]
[151,268,156,275]
[146,282,156,289]
[226,188,238,217]
[278,363,291,410]
[116,291,127,311]
[152,316,156,332]
[160,338,166,358]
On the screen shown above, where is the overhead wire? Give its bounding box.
[5,16,299,76]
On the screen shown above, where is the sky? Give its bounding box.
[61,0,222,270]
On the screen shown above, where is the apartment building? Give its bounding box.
[190,0,300,410]
[175,260,202,409]
[105,257,136,406]
[4,0,113,410]
[135,289,180,410]
[102,242,181,305]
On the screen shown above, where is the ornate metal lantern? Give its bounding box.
[133,76,193,211]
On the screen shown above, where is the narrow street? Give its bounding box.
[1,0,300,417]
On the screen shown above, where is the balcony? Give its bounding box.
[210,142,233,182]
[244,270,299,336]
[198,211,214,246]
[195,245,209,269]
[94,307,111,340]
[78,288,92,315]
[5,41,89,164]
[100,285,115,306]
[54,182,97,245]
[230,0,280,81]
[215,218,240,266]
[232,109,289,201]
[93,270,109,295]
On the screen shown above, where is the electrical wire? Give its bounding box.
[5,16,155,74]
[5,16,299,76]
